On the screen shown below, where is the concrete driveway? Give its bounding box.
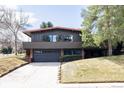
[0,63,60,88]
[1,62,124,88]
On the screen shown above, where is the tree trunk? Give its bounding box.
[106,6,112,56]
[82,48,85,59]
[14,34,18,55]
[108,39,112,56]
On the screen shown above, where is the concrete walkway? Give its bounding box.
[0,62,124,88]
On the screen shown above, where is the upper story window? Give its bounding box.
[63,35,73,42]
[43,35,58,42]
[42,35,50,42]
[49,35,58,42]
[42,34,73,42]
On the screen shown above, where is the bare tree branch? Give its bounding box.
[0,6,29,55]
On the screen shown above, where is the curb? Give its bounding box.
[58,61,62,83]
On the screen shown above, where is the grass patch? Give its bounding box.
[0,55,28,77]
[61,55,124,83]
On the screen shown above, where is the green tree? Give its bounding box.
[40,22,47,28]
[47,21,53,27]
[40,21,53,28]
[81,5,124,56]
[81,29,96,48]
[81,6,97,48]
[1,47,12,54]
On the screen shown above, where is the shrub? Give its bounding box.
[1,48,8,54]
[7,47,12,54]
[60,55,82,62]
[1,47,13,54]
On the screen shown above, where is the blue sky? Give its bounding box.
[18,5,87,29]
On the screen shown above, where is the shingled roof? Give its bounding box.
[23,26,81,36]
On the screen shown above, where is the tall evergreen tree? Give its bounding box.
[47,21,53,27]
[81,5,124,56]
[40,21,53,28]
[40,22,47,28]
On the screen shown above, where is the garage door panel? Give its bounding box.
[33,49,60,62]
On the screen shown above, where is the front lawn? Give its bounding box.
[61,55,124,83]
[0,55,28,77]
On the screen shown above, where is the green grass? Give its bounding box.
[61,55,124,83]
[0,55,28,77]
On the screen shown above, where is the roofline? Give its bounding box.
[23,26,81,37]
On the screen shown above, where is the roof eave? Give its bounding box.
[23,27,81,37]
[23,31,31,37]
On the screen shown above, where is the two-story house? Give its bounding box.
[23,27,83,62]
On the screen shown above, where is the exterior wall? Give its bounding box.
[60,49,64,56]
[25,49,32,62]
[23,42,82,49]
[31,29,81,42]
[23,29,82,49]
[32,48,82,62]
[23,29,84,62]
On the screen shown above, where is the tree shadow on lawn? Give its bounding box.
[100,55,124,66]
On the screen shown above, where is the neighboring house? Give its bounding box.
[23,27,83,62]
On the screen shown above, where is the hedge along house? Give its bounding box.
[23,27,84,62]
